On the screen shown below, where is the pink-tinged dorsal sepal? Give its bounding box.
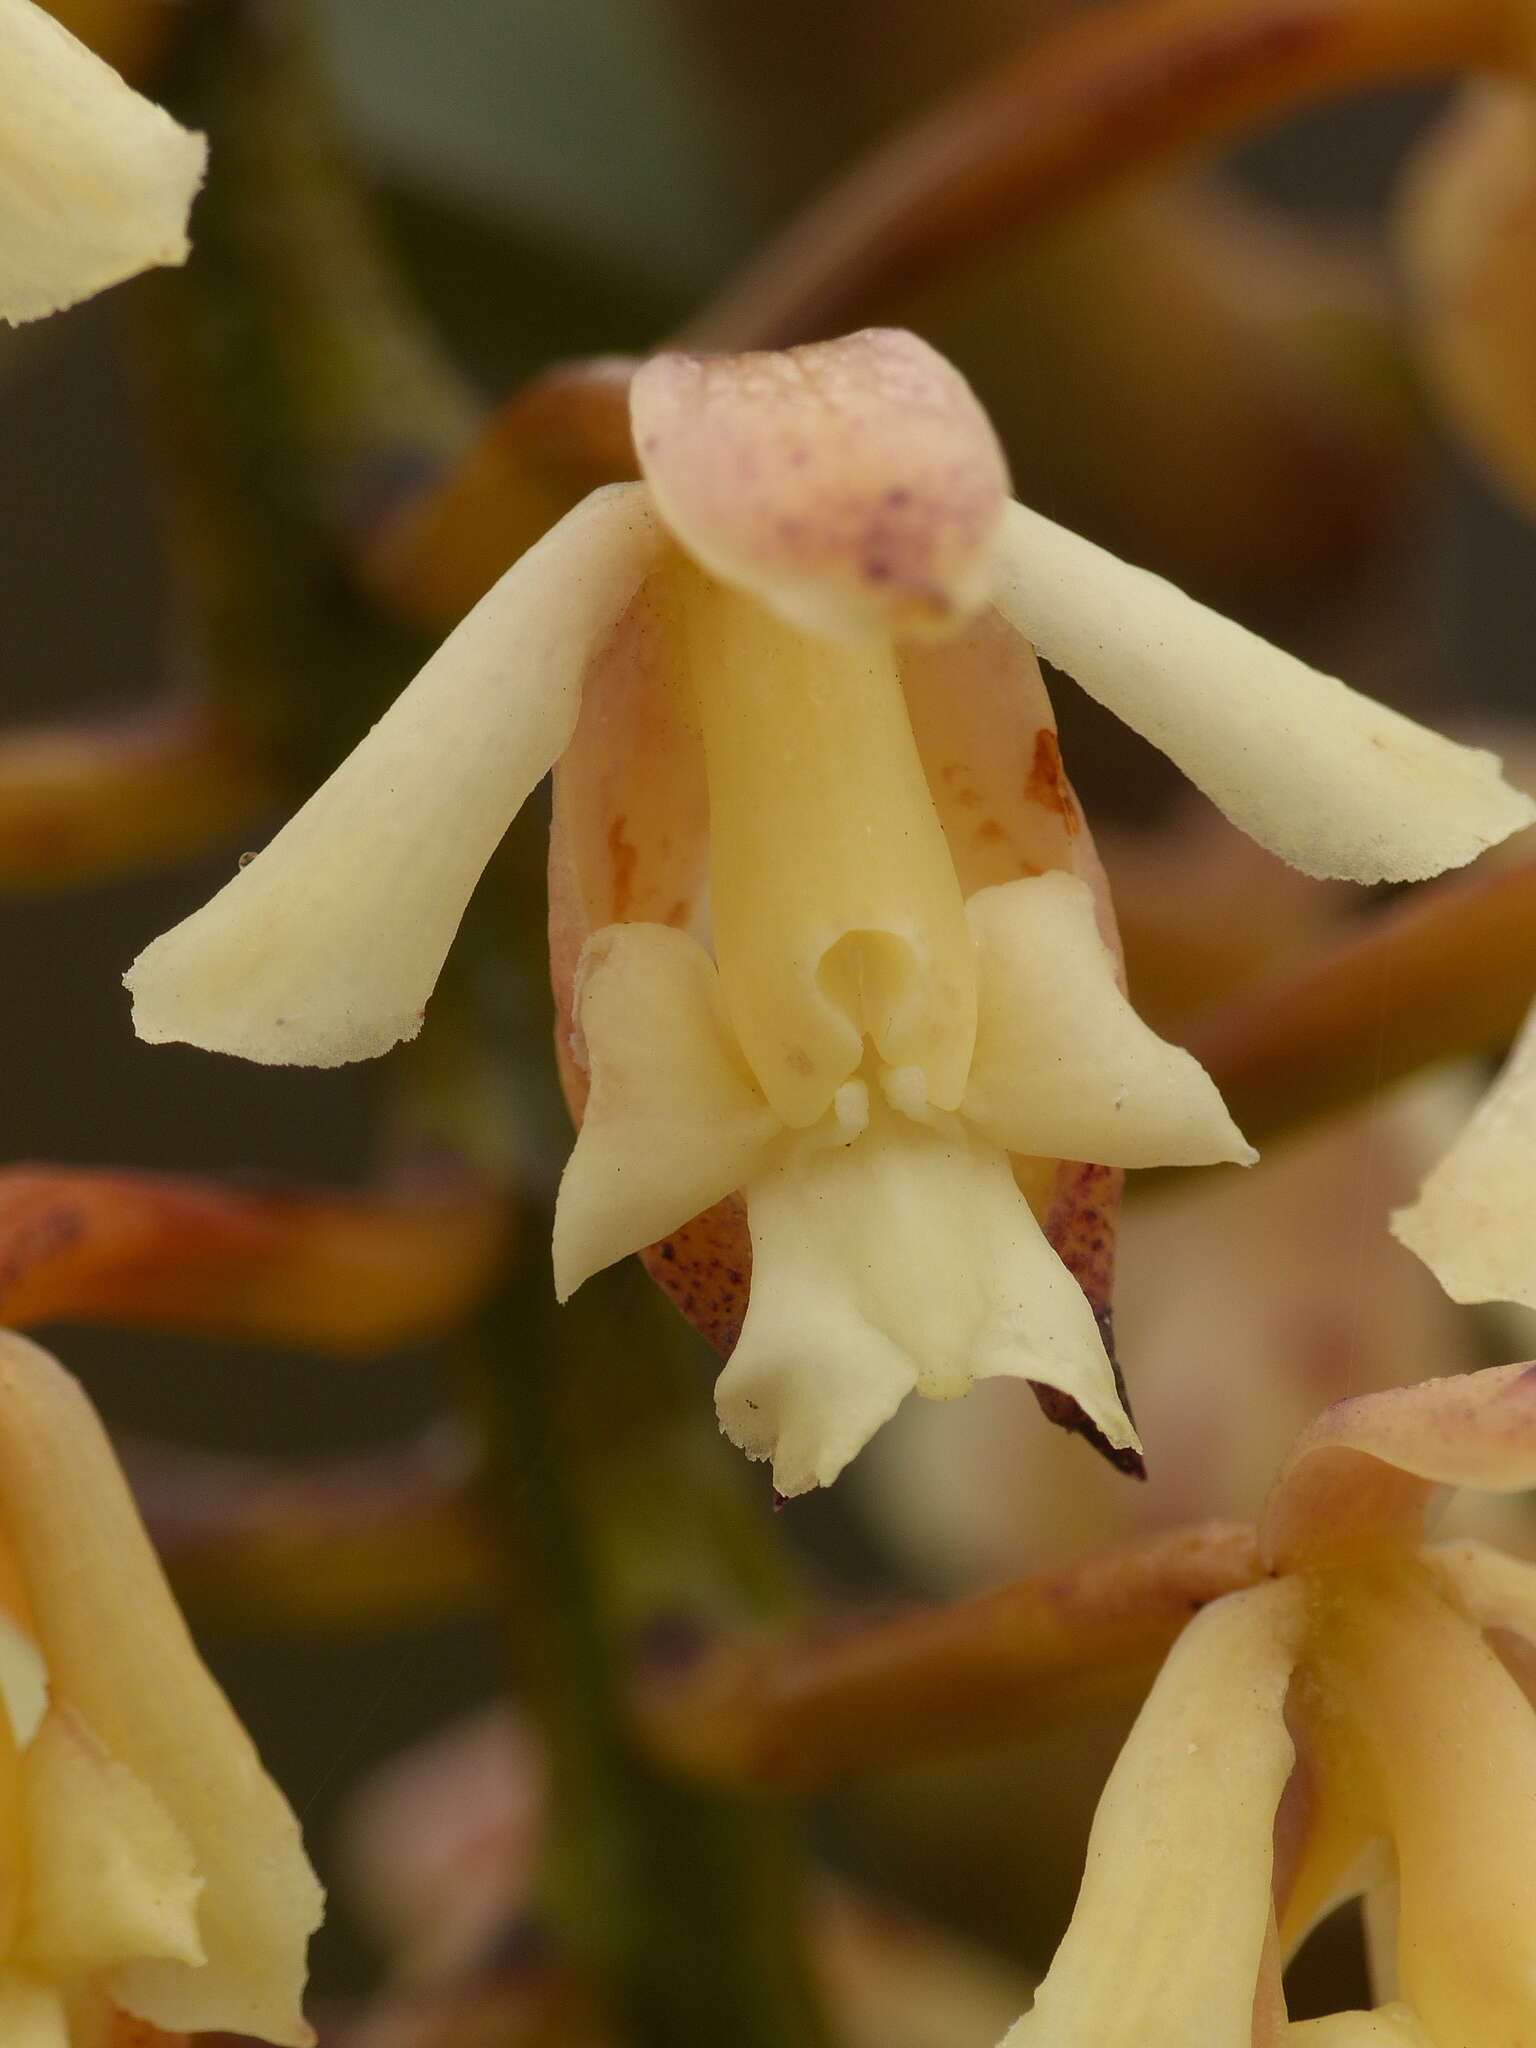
[630,329,1010,644]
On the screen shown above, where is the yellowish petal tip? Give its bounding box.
[1,0,206,325]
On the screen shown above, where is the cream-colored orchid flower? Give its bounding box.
[0,1330,321,2047]
[1392,998,1536,1313]
[126,330,1532,1493]
[1002,1359,1536,2047]
[0,0,205,325]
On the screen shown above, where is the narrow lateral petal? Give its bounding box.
[1391,1002,1536,1309]
[1263,1362,1536,1571]
[127,485,661,1066]
[718,1099,1137,1496]
[1001,1578,1304,2048]
[0,0,205,325]
[0,1334,321,2044]
[988,500,1534,883]
[18,1704,204,1979]
[552,924,779,1300]
[632,330,1008,641]
[962,872,1254,1168]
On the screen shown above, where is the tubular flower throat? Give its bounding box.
[0,0,204,325]
[125,330,1534,1495]
[1003,1360,1536,2048]
[0,1331,321,2047]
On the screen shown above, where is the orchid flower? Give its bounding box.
[1,0,204,326]
[0,1330,321,2046]
[1002,1359,1536,2047]
[126,329,1533,1493]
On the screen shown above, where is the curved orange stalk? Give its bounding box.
[1186,853,1536,1146]
[0,1164,511,1352]
[635,1520,1261,1789]
[358,359,639,631]
[0,702,274,893]
[128,1431,490,1631]
[687,0,1525,350]
[358,0,1504,637]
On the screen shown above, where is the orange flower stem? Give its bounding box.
[635,1520,1262,1790]
[128,1430,490,1632]
[1185,855,1536,1147]
[356,358,640,634]
[684,0,1525,351]
[0,1163,511,1353]
[0,700,274,893]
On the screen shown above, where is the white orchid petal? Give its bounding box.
[1391,1003,1536,1308]
[0,1334,321,2044]
[962,872,1254,1168]
[0,0,205,325]
[989,500,1534,882]
[719,1100,1137,1497]
[1000,1578,1304,2048]
[127,485,661,1066]
[552,923,779,1300]
[18,1704,204,1979]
